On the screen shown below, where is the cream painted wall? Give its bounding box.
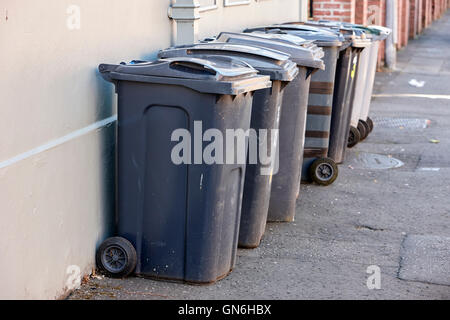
[0,0,302,299]
[198,0,301,39]
[0,0,173,300]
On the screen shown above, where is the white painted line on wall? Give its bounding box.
[0,115,117,170]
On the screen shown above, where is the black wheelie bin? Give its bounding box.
[158,42,300,248]
[283,21,372,164]
[244,25,343,186]
[96,56,271,284]
[216,31,325,222]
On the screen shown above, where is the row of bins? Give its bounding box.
[95,21,391,284]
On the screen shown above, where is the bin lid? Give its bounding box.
[99,56,272,95]
[158,42,299,82]
[244,25,344,47]
[367,25,392,40]
[215,32,325,70]
[341,23,392,41]
[283,21,372,49]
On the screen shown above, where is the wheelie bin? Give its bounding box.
[244,25,344,186]
[284,21,371,163]
[96,56,271,283]
[157,42,299,248]
[215,31,325,222]
[357,26,391,137]
[345,24,391,146]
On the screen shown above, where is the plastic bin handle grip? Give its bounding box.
[166,57,256,78]
[98,64,117,83]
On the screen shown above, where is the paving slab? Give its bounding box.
[398,235,450,286]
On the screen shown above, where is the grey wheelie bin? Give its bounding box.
[96,56,271,284]
[348,27,375,144]
[216,31,325,222]
[345,24,391,145]
[285,21,371,163]
[157,42,299,248]
[352,25,391,140]
[244,25,343,186]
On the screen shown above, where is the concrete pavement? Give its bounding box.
[69,12,450,300]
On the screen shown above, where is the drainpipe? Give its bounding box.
[385,0,398,70]
[414,0,419,37]
[168,0,201,46]
[300,0,309,22]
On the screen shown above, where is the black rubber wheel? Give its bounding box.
[309,157,339,186]
[348,125,361,148]
[96,237,137,278]
[367,117,374,133]
[358,120,368,141]
[360,120,371,139]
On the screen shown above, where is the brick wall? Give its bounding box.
[433,0,438,19]
[311,0,356,23]
[417,0,423,34]
[427,0,433,26]
[412,0,424,37]
[355,0,369,24]
[397,0,416,49]
[308,0,448,66]
[401,0,410,47]
[423,0,430,27]
[409,0,418,38]
[434,0,444,18]
[368,0,386,66]
[397,0,403,48]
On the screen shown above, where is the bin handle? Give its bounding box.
[98,64,118,83]
[166,57,257,79]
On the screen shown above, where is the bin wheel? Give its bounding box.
[309,157,339,186]
[348,126,361,148]
[359,120,371,139]
[367,117,374,133]
[96,237,137,278]
[358,120,368,140]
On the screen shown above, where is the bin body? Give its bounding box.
[244,25,344,186]
[291,21,371,164]
[329,46,363,163]
[274,24,345,178]
[302,45,339,181]
[218,31,325,221]
[350,41,371,132]
[344,24,391,141]
[158,42,299,248]
[269,68,311,220]
[239,80,283,244]
[99,57,271,283]
[358,26,391,125]
[360,40,380,123]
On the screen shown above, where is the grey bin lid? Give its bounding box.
[98,56,272,96]
[340,23,392,41]
[158,42,299,82]
[215,32,325,70]
[367,25,392,41]
[244,25,344,48]
[283,21,372,49]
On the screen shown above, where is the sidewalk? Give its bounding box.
[70,12,450,300]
